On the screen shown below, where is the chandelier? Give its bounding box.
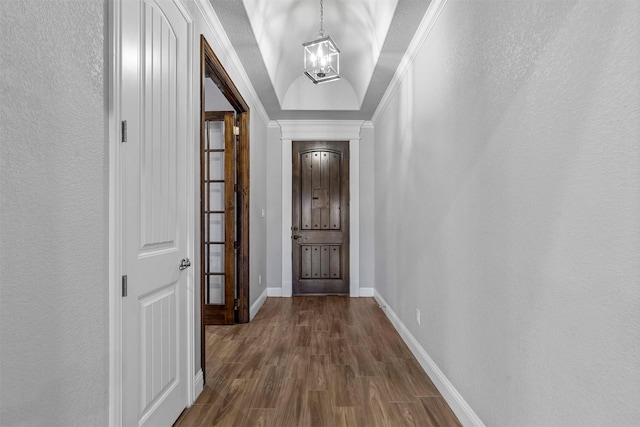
[303,0,340,84]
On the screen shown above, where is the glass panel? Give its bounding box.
[208,182,224,211]
[209,244,224,273]
[209,151,224,180]
[207,275,224,305]
[208,213,224,242]
[206,120,224,150]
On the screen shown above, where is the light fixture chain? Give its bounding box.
[320,0,324,36]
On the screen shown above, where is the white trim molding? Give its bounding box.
[371,0,448,124]
[250,288,268,320]
[359,287,375,297]
[373,291,485,427]
[181,2,196,406]
[349,139,360,297]
[281,133,293,297]
[267,287,283,297]
[278,120,364,298]
[193,369,204,402]
[278,120,365,141]
[108,0,123,424]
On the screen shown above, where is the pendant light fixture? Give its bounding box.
[303,0,340,84]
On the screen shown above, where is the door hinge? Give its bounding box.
[233,126,240,136]
[234,298,239,311]
[121,120,127,143]
[234,184,238,192]
[122,275,128,297]
[233,241,239,250]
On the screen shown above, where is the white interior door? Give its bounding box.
[121,0,190,425]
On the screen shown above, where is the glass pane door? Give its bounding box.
[201,111,235,325]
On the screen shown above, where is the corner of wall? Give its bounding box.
[370,0,449,126]
[250,288,268,319]
[373,291,485,427]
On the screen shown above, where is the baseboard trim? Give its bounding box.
[193,369,204,403]
[250,288,268,320]
[267,286,374,298]
[359,287,375,297]
[373,290,485,427]
[267,287,282,297]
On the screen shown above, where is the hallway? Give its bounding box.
[175,297,461,426]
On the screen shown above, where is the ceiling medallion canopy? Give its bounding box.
[303,0,340,84]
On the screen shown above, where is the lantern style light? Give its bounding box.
[303,0,340,84]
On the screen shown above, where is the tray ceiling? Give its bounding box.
[209,0,432,120]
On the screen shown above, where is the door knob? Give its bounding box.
[292,234,302,240]
[179,258,191,270]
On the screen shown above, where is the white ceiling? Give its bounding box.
[209,0,432,120]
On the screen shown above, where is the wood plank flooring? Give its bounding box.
[175,296,461,427]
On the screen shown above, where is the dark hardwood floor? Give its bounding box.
[175,296,461,427]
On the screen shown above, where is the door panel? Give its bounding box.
[121,0,189,425]
[201,112,236,324]
[292,141,349,294]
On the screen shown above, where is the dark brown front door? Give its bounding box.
[292,141,349,294]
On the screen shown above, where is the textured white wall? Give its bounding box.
[205,78,234,111]
[0,1,108,426]
[249,115,268,305]
[266,123,283,290]
[373,0,639,425]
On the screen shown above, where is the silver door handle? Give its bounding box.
[179,258,191,270]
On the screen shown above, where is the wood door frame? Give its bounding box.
[278,121,364,298]
[199,35,250,380]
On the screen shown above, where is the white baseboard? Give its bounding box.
[359,287,375,297]
[350,280,360,297]
[282,281,292,297]
[193,369,204,403]
[250,288,268,320]
[267,286,374,297]
[373,290,485,427]
[267,287,282,297]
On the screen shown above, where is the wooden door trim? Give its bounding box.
[199,36,250,383]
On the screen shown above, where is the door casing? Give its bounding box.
[279,121,364,298]
[199,35,251,382]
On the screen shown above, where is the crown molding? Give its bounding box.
[194,0,270,126]
[277,120,364,141]
[371,0,448,125]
